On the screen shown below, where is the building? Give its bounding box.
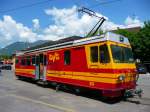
[111,24,141,33]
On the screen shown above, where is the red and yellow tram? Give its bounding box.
[15,32,141,97]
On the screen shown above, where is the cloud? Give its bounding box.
[125,16,143,26]
[32,19,40,30]
[44,6,122,40]
[44,6,144,40]
[0,6,143,48]
[0,15,38,47]
[44,6,95,40]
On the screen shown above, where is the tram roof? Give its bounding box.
[26,36,82,51]
[16,32,130,55]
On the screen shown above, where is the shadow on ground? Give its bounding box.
[17,77,135,104]
[125,97,150,106]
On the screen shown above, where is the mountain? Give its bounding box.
[0,40,48,56]
[0,36,82,56]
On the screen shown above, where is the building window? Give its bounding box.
[99,45,110,63]
[64,50,71,65]
[90,46,98,62]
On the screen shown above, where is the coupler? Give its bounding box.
[124,88,143,98]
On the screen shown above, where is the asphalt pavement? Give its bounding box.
[0,70,150,112]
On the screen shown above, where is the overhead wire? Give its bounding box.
[74,0,122,19]
[38,0,123,29]
[0,0,122,14]
[0,0,54,14]
[88,0,122,9]
[0,0,122,29]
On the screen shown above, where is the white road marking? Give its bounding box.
[8,94,75,112]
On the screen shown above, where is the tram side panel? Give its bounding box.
[14,42,137,97]
[15,56,36,78]
[45,45,116,90]
[46,46,90,87]
[45,43,137,97]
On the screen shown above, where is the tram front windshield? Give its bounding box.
[111,45,134,63]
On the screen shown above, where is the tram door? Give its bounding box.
[35,55,40,80]
[35,54,47,80]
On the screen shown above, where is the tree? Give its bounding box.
[137,21,150,61]
[114,28,139,59]
[115,21,150,61]
[0,55,12,60]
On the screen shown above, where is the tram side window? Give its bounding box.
[99,45,110,63]
[90,46,98,62]
[26,56,31,66]
[21,58,26,65]
[44,55,47,66]
[32,56,36,65]
[36,56,39,65]
[15,58,19,64]
[64,50,71,65]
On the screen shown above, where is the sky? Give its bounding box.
[0,0,149,48]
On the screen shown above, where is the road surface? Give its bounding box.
[0,70,150,112]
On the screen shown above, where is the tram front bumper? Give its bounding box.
[102,88,143,98]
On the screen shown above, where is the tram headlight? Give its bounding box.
[118,75,125,81]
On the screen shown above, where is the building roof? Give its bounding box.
[110,24,141,33]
